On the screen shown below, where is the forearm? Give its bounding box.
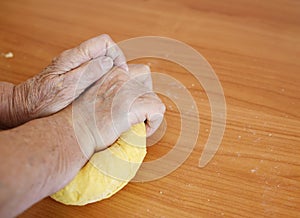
[0,108,88,217]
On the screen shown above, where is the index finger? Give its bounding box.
[48,34,128,73]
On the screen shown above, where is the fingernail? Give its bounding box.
[102,57,113,70]
[120,64,129,72]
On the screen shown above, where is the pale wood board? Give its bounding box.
[0,0,299,217]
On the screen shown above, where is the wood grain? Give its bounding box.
[0,0,299,217]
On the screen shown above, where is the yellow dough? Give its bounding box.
[51,123,146,205]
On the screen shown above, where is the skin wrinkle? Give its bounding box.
[50,114,83,192]
[75,65,165,152]
[10,85,17,124]
[0,110,88,217]
[73,57,113,93]
[0,82,14,129]
[0,64,165,217]
[74,109,98,157]
[0,35,127,130]
[9,83,28,128]
[0,34,165,217]
[80,43,95,61]
[25,76,55,117]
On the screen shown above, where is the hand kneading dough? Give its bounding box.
[51,123,146,205]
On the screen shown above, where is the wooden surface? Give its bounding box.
[1,0,300,217]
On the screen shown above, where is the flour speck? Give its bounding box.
[2,52,14,58]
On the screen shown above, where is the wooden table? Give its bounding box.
[1,0,299,217]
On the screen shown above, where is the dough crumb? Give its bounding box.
[2,52,14,58]
[268,133,272,137]
[159,191,163,194]
[250,169,256,173]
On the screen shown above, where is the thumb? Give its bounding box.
[65,56,114,95]
[129,95,166,137]
[47,34,127,73]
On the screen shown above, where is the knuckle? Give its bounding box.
[100,34,112,43]
[111,68,130,81]
[77,45,89,59]
[129,64,151,74]
[51,55,59,64]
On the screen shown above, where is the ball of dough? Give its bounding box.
[51,123,146,205]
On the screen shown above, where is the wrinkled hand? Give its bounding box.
[0,34,127,129]
[73,64,166,157]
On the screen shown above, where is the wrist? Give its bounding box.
[52,105,96,160]
[0,82,29,129]
[11,83,31,125]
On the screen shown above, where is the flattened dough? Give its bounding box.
[51,123,146,205]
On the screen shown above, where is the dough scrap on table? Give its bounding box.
[51,123,146,206]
